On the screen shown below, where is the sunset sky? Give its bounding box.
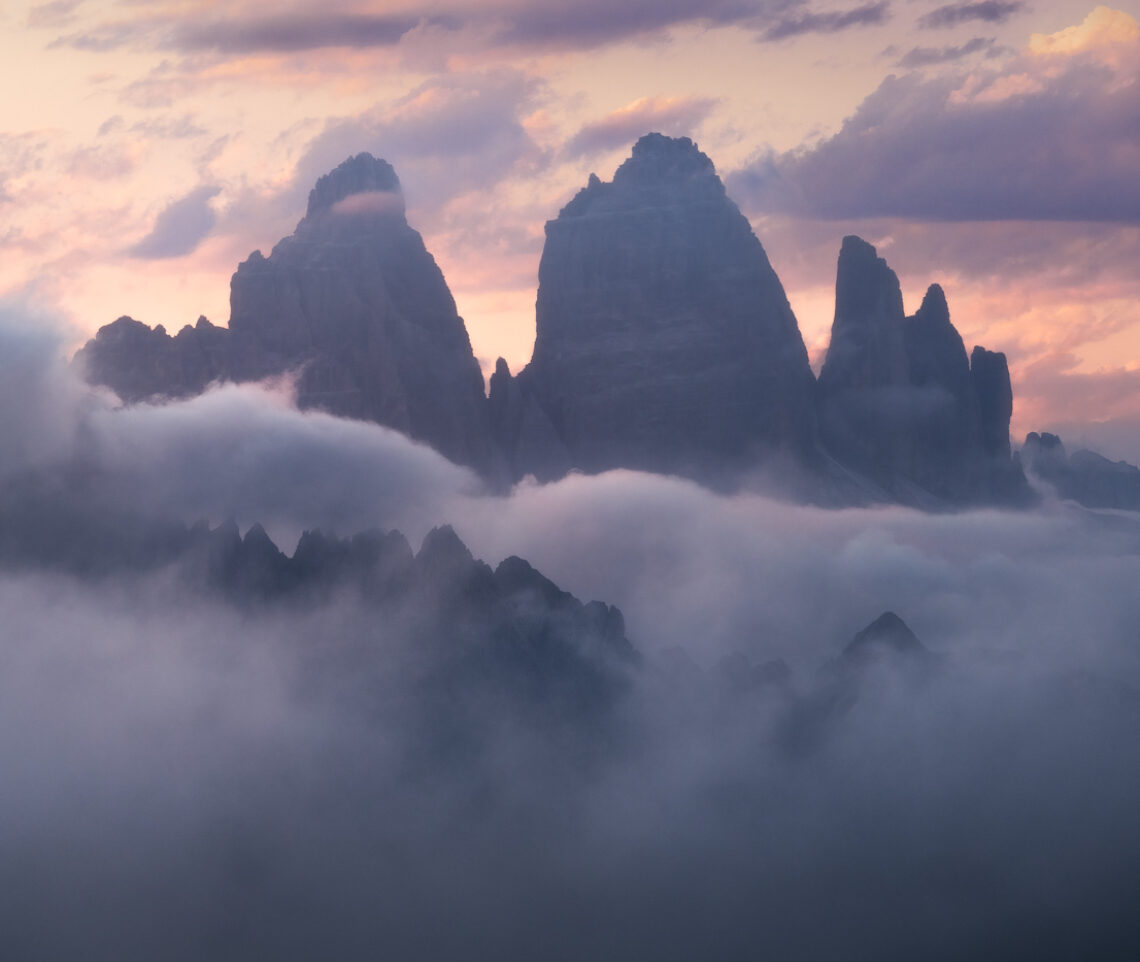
[3,0,1139,455]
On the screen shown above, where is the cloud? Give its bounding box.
[46,0,826,58]
[729,9,1140,222]
[895,35,997,66]
[761,1,890,40]
[1014,352,1140,438]
[918,0,1025,29]
[487,0,773,48]
[267,70,546,232]
[25,0,82,29]
[2,308,1140,958]
[128,185,221,259]
[169,12,448,54]
[0,304,86,477]
[563,96,719,159]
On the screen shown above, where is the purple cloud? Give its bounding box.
[129,185,220,259]
[895,36,997,67]
[563,97,718,158]
[728,43,1140,222]
[918,1,1025,29]
[761,1,890,40]
[50,0,787,55]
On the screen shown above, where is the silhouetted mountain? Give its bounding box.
[77,154,499,475]
[1021,432,1140,510]
[491,133,817,482]
[782,611,932,755]
[817,236,1031,505]
[842,610,927,663]
[79,138,1040,507]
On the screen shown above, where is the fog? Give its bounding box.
[2,313,1139,959]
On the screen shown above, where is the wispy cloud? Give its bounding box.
[129,185,220,259]
[761,1,890,41]
[918,0,1025,30]
[563,97,718,159]
[895,35,997,66]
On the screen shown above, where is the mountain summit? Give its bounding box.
[490,133,817,481]
[79,135,1035,507]
[77,153,497,474]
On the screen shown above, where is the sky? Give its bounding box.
[2,0,1139,456]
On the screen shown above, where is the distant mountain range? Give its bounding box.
[76,134,1140,510]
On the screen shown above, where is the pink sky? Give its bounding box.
[3,0,1139,457]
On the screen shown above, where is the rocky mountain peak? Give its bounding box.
[508,133,817,482]
[304,152,403,220]
[844,611,926,660]
[612,132,718,187]
[833,236,906,335]
[915,283,950,325]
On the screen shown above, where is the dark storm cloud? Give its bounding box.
[128,184,221,258]
[728,48,1140,222]
[760,1,890,41]
[918,0,1025,29]
[563,97,718,159]
[895,35,996,66]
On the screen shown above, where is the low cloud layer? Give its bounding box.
[1,309,1140,960]
[731,8,1140,222]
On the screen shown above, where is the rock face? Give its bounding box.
[79,139,1041,508]
[77,154,497,475]
[492,133,818,481]
[817,236,1030,505]
[1021,432,1140,510]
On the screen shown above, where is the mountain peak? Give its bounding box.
[844,611,925,658]
[305,152,403,219]
[612,133,718,186]
[916,283,950,324]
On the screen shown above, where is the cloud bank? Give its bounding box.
[731,8,1140,222]
[2,222,1140,959]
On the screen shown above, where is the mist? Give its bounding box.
[2,313,1140,960]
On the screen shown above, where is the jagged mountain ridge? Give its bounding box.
[0,476,636,718]
[1021,432,1140,510]
[81,135,1034,506]
[77,154,498,475]
[817,237,1027,503]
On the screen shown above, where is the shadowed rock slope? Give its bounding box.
[81,138,1039,507]
[490,133,818,482]
[1021,432,1140,510]
[817,236,1030,505]
[77,154,498,475]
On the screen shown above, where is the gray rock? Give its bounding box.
[78,154,499,476]
[1022,432,1140,510]
[499,133,817,482]
[817,236,1030,504]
